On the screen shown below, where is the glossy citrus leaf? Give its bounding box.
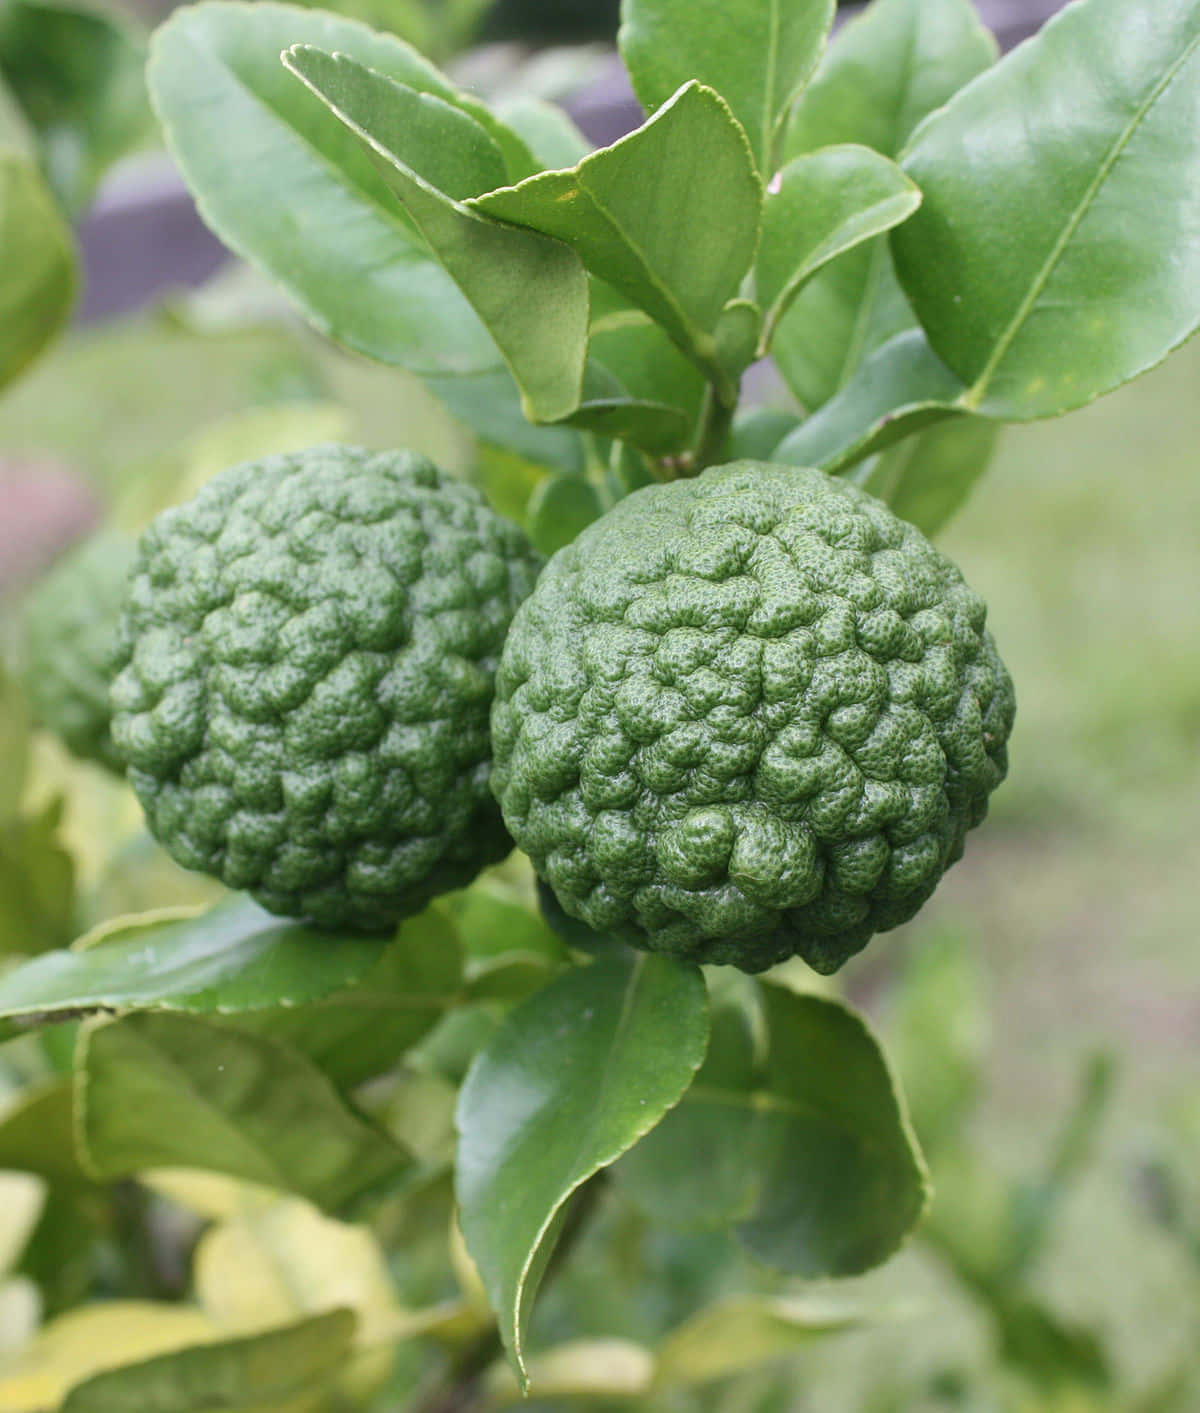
[471,82,761,394]
[59,1309,356,1413]
[239,906,464,1089]
[0,149,76,392]
[455,953,708,1387]
[0,896,389,1028]
[77,1012,410,1209]
[284,47,588,423]
[619,984,928,1277]
[893,0,1200,418]
[757,144,920,351]
[775,0,996,410]
[619,0,835,174]
[147,2,503,377]
[774,328,969,473]
[854,415,1000,536]
[525,471,607,558]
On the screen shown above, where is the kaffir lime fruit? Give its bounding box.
[491,462,1014,974]
[23,531,136,773]
[109,445,543,932]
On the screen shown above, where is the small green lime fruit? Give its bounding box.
[491,462,1014,975]
[23,531,136,772]
[109,445,543,932]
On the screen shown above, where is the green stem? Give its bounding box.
[691,382,737,473]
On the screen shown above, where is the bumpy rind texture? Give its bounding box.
[24,531,136,772]
[109,445,543,932]
[491,462,1014,974]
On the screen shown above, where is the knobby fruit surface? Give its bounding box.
[492,462,1015,974]
[23,531,136,773]
[110,445,543,932]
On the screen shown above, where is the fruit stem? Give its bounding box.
[690,381,737,474]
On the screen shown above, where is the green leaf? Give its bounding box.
[774,328,968,474]
[854,415,999,536]
[455,953,709,1387]
[588,314,707,427]
[737,986,929,1275]
[59,1309,357,1413]
[0,0,151,216]
[239,906,464,1088]
[619,984,928,1276]
[614,974,762,1229]
[526,472,607,557]
[284,47,588,423]
[471,82,762,395]
[654,1295,871,1390]
[485,1339,654,1405]
[562,400,691,459]
[0,148,76,391]
[757,145,920,352]
[427,372,586,475]
[494,97,590,171]
[77,1012,409,1209]
[775,0,996,411]
[892,0,1200,419]
[0,801,75,958]
[618,0,835,174]
[0,896,389,1029]
[147,2,502,377]
[726,407,802,462]
[0,1081,91,1184]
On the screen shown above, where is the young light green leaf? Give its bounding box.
[471,82,762,396]
[284,46,588,423]
[619,0,835,174]
[892,0,1200,419]
[485,1339,655,1405]
[653,1295,872,1390]
[527,472,608,557]
[0,896,390,1028]
[0,0,151,216]
[455,953,709,1388]
[147,2,503,377]
[237,906,464,1089]
[0,150,76,392]
[757,145,921,352]
[774,328,969,473]
[59,1309,357,1413]
[77,1012,410,1210]
[619,984,928,1277]
[775,0,997,410]
[854,415,1000,536]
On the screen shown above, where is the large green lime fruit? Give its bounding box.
[23,531,136,773]
[491,462,1014,974]
[109,445,543,932]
